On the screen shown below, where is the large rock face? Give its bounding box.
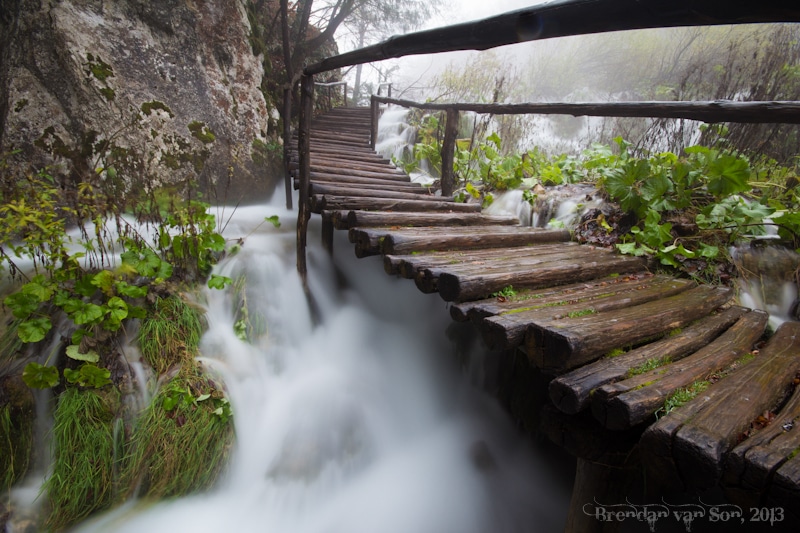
[0,0,280,203]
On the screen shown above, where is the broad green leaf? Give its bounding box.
[22,276,54,302]
[18,317,52,343]
[106,296,128,321]
[115,281,148,298]
[22,362,59,389]
[265,215,281,228]
[208,274,232,290]
[4,292,39,320]
[196,393,211,402]
[71,302,105,325]
[91,270,115,294]
[65,345,100,363]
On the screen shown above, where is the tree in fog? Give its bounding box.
[339,0,441,105]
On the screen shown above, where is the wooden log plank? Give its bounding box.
[478,275,695,351]
[413,245,603,293]
[723,371,800,508]
[549,306,749,415]
[526,285,733,374]
[308,170,412,184]
[438,250,647,302]
[769,454,800,524]
[308,141,375,153]
[332,210,519,230]
[384,242,575,278]
[309,183,438,202]
[301,177,426,194]
[381,226,570,256]
[290,158,407,175]
[591,309,768,430]
[310,195,480,214]
[309,165,411,181]
[449,270,656,322]
[671,321,800,490]
[349,225,569,257]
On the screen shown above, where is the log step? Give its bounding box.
[525,285,734,374]
[349,225,568,257]
[471,273,696,351]
[297,176,426,193]
[436,245,647,303]
[548,306,750,415]
[310,195,481,214]
[331,210,520,230]
[310,183,438,202]
[640,321,800,493]
[590,308,768,429]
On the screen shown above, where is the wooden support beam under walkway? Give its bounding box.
[290,106,800,523]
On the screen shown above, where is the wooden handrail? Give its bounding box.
[370,96,800,124]
[305,0,800,75]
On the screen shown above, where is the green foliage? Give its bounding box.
[120,363,233,499]
[491,285,518,300]
[137,296,204,375]
[22,362,59,389]
[626,356,672,378]
[657,380,709,419]
[188,121,216,144]
[63,364,112,388]
[1,400,33,492]
[44,387,119,531]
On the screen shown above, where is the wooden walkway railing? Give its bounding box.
[289,105,800,527]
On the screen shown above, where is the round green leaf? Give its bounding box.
[18,317,52,343]
[22,362,59,389]
[65,345,100,363]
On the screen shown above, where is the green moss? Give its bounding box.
[626,355,672,378]
[658,380,710,419]
[566,308,596,318]
[137,296,205,375]
[141,100,174,118]
[44,387,120,531]
[13,99,28,112]
[188,121,216,144]
[606,347,627,358]
[99,87,116,101]
[491,285,518,299]
[85,53,114,82]
[120,363,234,499]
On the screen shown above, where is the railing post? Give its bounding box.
[370,96,380,149]
[296,74,314,281]
[441,108,459,197]
[282,88,293,210]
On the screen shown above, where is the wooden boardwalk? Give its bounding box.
[291,106,800,519]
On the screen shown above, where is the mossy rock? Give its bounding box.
[44,386,121,531]
[0,375,35,492]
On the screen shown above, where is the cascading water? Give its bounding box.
[64,196,571,532]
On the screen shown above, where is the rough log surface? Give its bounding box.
[591,309,768,430]
[671,321,800,490]
[332,210,519,230]
[549,306,748,415]
[437,246,647,302]
[478,273,694,351]
[310,195,482,214]
[525,285,733,374]
[350,225,569,257]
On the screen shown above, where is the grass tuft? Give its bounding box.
[657,380,710,419]
[44,386,120,531]
[626,356,672,379]
[137,296,204,374]
[120,362,234,500]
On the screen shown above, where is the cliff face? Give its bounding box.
[0,0,279,202]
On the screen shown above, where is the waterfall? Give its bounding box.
[66,194,571,532]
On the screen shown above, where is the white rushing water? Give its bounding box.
[72,192,571,532]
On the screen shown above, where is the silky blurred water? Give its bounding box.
[69,194,571,533]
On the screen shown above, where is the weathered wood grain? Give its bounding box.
[477,275,694,351]
[437,249,647,302]
[526,285,733,374]
[591,309,768,430]
[549,306,748,415]
[723,370,800,508]
[672,321,800,490]
[332,210,519,230]
[310,195,481,214]
[310,183,438,202]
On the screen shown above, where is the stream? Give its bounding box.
[63,199,572,532]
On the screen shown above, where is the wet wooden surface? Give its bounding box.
[292,106,800,507]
